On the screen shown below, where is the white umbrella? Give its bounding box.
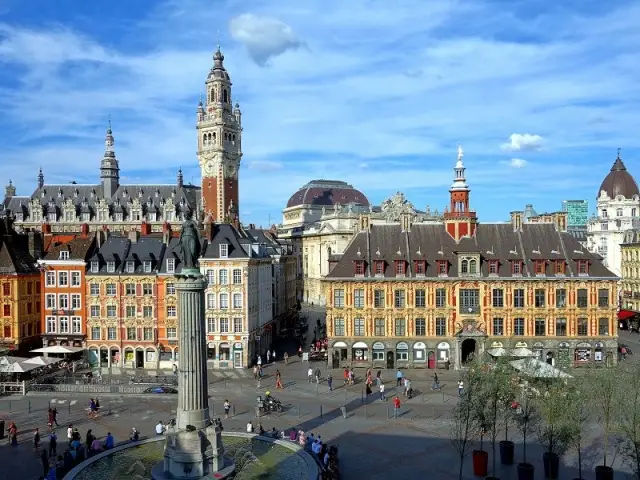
[0,356,28,365]
[22,356,60,366]
[511,347,535,357]
[30,346,84,354]
[487,347,507,357]
[10,362,40,373]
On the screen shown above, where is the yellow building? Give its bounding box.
[621,230,640,311]
[0,220,42,352]
[324,151,619,370]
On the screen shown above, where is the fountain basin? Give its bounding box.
[63,433,319,480]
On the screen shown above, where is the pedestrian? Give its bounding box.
[315,368,321,384]
[253,365,258,380]
[432,372,440,391]
[51,407,59,426]
[365,382,372,396]
[224,400,231,419]
[298,345,302,357]
[343,368,349,386]
[393,396,401,418]
[40,447,49,477]
[257,355,262,367]
[48,407,54,430]
[267,350,271,363]
[8,422,17,446]
[379,382,386,401]
[49,430,57,457]
[308,367,313,383]
[172,363,178,375]
[349,367,355,385]
[327,374,333,391]
[33,427,41,452]
[156,421,165,436]
[284,352,289,365]
[376,370,382,386]
[276,370,283,389]
[458,379,464,396]
[396,369,403,386]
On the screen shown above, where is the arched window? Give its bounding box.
[232,134,236,142]
[223,89,228,103]
[212,132,216,144]
[460,259,468,273]
[208,133,212,145]
[469,259,477,274]
[203,134,208,146]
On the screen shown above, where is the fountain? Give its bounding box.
[63,212,318,479]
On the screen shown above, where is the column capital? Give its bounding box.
[175,272,208,291]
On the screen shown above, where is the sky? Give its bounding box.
[1,0,640,226]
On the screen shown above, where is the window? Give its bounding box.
[598,289,609,308]
[556,288,566,308]
[617,208,623,217]
[166,328,177,339]
[144,327,153,341]
[395,318,406,336]
[219,318,229,333]
[233,269,242,284]
[207,317,216,333]
[126,283,136,296]
[492,318,504,336]
[105,326,117,340]
[45,294,56,309]
[577,260,589,275]
[167,306,177,317]
[577,289,588,308]
[107,261,115,273]
[394,290,405,308]
[143,306,153,318]
[512,261,522,275]
[126,305,136,317]
[90,261,99,273]
[90,305,100,317]
[513,318,525,336]
[71,294,81,310]
[435,317,447,336]
[219,293,229,309]
[488,261,498,275]
[459,289,480,313]
[143,284,153,296]
[46,316,56,333]
[374,318,385,336]
[233,293,242,309]
[355,261,365,275]
[58,294,69,309]
[555,318,567,336]
[59,317,69,334]
[415,289,426,308]
[166,258,175,273]
[513,288,525,308]
[415,261,425,276]
[334,318,345,336]
[58,271,68,286]
[598,318,609,335]
[46,271,56,286]
[219,244,228,258]
[2,304,9,317]
[126,261,135,273]
[461,259,468,274]
[577,318,588,336]
[91,327,101,340]
[71,271,81,287]
[492,288,504,308]
[437,260,448,275]
[127,327,136,340]
[334,289,344,308]
[534,289,546,308]
[374,289,385,308]
[233,318,242,333]
[555,261,565,275]
[354,318,365,336]
[535,261,546,275]
[375,261,384,275]
[395,261,405,276]
[143,261,152,273]
[106,305,116,317]
[354,289,365,308]
[207,293,216,309]
[106,283,116,296]
[59,251,69,260]
[535,318,546,336]
[415,318,426,336]
[206,270,215,284]
[219,269,228,284]
[435,288,447,308]
[166,283,175,295]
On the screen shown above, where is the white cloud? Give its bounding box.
[501,134,544,152]
[247,160,283,172]
[510,158,527,168]
[229,14,302,65]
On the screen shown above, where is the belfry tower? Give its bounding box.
[196,46,243,223]
[444,145,478,241]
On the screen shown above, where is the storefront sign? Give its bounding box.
[396,342,409,350]
[490,342,503,348]
[372,342,385,350]
[413,342,426,349]
[437,342,450,350]
[233,342,243,349]
[514,342,528,348]
[207,342,215,348]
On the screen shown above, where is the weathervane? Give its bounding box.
[457,144,464,160]
[618,147,622,158]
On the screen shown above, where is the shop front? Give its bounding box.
[204,336,248,369]
[372,342,385,368]
[574,342,592,366]
[351,341,369,366]
[436,341,451,369]
[331,341,348,368]
[532,342,544,361]
[395,341,409,368]
[412,342,427,367]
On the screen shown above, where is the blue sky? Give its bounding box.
[1,0,640,226]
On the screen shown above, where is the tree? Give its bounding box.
[515,385,539,466]
[535,380,574,457]
[616,364,640,478]
[590,365,620,468]
[565,377,590,479]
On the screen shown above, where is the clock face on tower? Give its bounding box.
[203,160,215,176]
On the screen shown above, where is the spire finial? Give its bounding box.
[217,29,220,50]
[618,147,621,159]
[457,144,464,161]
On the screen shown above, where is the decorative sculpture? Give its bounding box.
[177,210,201,270]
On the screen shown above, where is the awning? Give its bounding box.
[352,342,368,348]
[618,309,638,321]
[30,346,85,354]
[487,347,507,357]
[0,356,28,365]
[0,361,40,373]
[22,356,61,366]
[510,358,573,379]
[511,347,536,357]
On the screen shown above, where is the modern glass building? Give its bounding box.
[562,199,589,228]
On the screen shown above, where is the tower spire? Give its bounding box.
[444,146,477,241]
[100,117,120,198]
[37,168,44,189]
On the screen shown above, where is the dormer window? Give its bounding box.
[437,260,448,276]
[143,261,152,273]
[577,260,589,275]
[460,256,479,276]
[488,261,498,275]
[166,258,175,273]
[107,261,115,273]
[374,260,385,276]
[395,261,406,276]
[554,260,566,275]
[354,260,365,276]
[126,261,135,273]
[535,260,546,276]
[90,261,99,273]
[59,251,69,260]
[414,260,426,276]
[512,260,523,276]
[219,244,228,259]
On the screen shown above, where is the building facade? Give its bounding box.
[562,199,589,228]
[39,231,95,350]
[324,148,619,370]
[621,230,640,310]
[0,218,42,352]
[587,151,640,276]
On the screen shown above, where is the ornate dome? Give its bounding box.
[598,152,639,200]
[286,180,369,208]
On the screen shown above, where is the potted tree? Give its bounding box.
[590,366,619,480]
[535,381,574,479]
[467,361,489,477]
[615,365,640,479]
[565,378,589,480]
[450,378,478,480]
[498,365,519,466]
[515,385,539,480]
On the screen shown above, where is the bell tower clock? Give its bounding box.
[196,45,243,223]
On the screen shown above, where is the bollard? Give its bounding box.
[344,386,347,400]
[442,389,445,403]
[28,400,31,413]
[433,406,435,420]
[224,378,227,390]
[297,405,301,419]
[361,389,364,404]
[316,383,319,396]
[68,402,71,415]
[108,402,112,415]
[232,405,236,417]
[240,379,243,390]
[340,406,347,419]
[320,405,323,419]
[364,401,367,419]
[386,407,389,419]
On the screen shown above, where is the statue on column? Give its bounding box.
[177,210,201,270]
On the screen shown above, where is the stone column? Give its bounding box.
[175,272,210,430]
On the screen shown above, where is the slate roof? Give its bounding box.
[286,180,369,208]
[327,222,617,279]
[598,153,639,200]
[0,235,39,274]
[42,234,96,262]
[88,235,167,274]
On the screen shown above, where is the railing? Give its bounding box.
[34,374,178,386]
[0,381,26,396]
[28,383,159,395]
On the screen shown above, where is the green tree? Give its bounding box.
[616,364,640,478]
[535,381,574,458]
[590,365,620,467]
[515,385,539,466]
[565,377,590,480]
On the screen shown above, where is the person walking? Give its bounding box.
[308,367,313,383]
[379,382,386,401]
[257,355,262,368]
[51,407,59,426]
[267,350,271,363]
[396,369,403,387]
[431,372,440,391]
[224,400,231,419]
[49,430,57,457]
[276,369,284,389]
[393,396,401,418]
[458,379,464,396]
[327,374,333,392]
[315,368,321,384]
[40,447,49,477]
[284,352,289,365]
[33,427,41,452]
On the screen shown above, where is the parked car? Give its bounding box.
[144,386,178,394]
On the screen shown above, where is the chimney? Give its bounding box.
[204,215,214,241]
[140,222,151,236]
[510,211,523,232]
[129,228,139,243]
[27,231,42,259]
[232,215,240,231]
[41,222,51,234]
[80,223,89,237]
[162,222,172,244]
